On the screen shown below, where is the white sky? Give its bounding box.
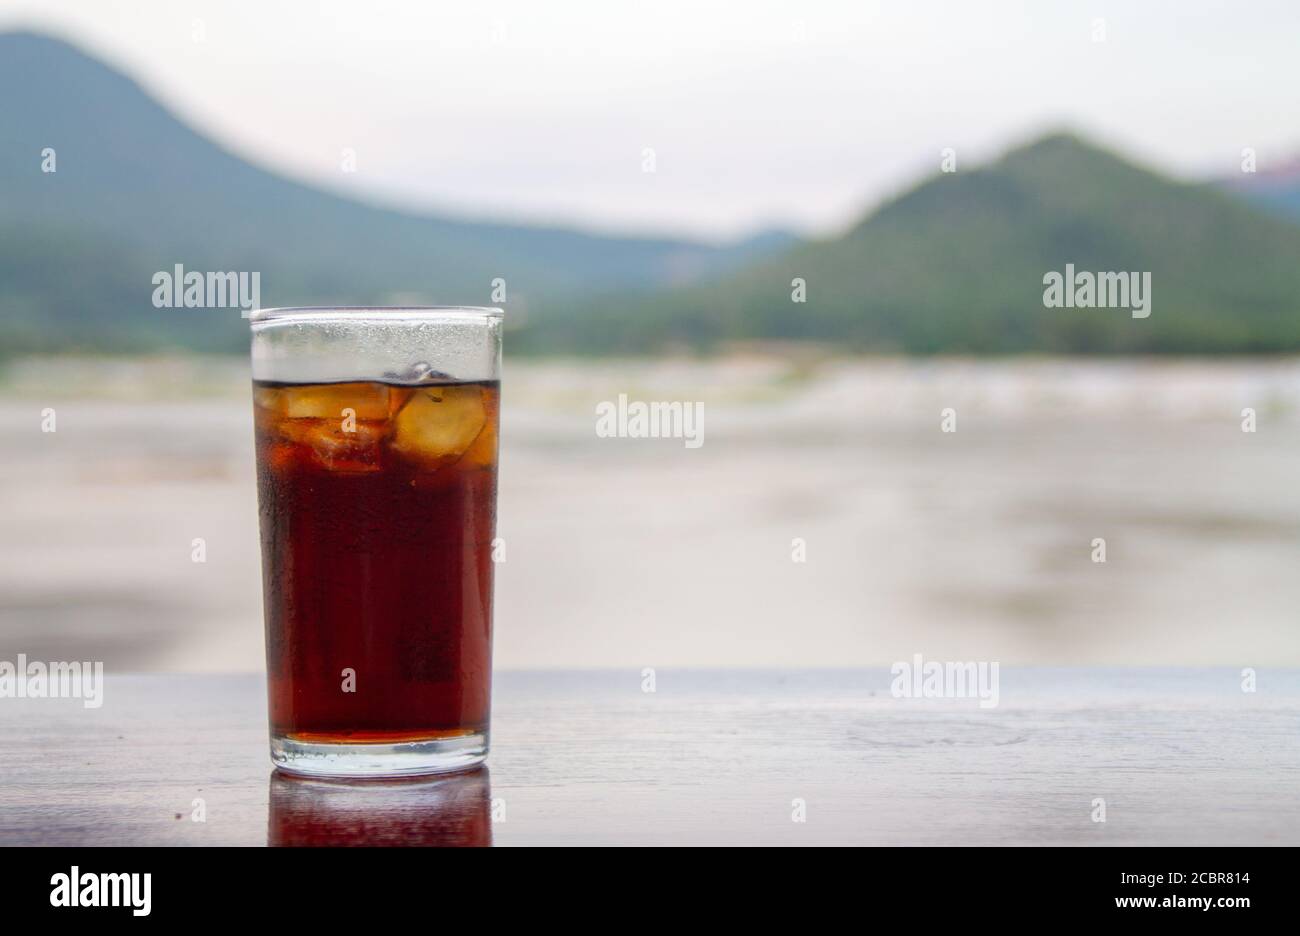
[2,0,1297,241]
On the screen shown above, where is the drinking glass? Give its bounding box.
[249,307,502,777]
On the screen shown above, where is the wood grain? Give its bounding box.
[1,669,1296,845]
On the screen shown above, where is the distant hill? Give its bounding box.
[530,134,1300,354]
[1218,156,1300,222]
[0,31,795,355]
[5,31,1300,358]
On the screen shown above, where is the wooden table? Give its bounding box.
[1,669,1297,846]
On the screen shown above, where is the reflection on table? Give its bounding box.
[268,766,491,847]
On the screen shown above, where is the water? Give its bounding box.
[2,355,1298,670]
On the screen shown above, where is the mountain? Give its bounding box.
[1218,156,1300,221]
[0,31,796,354]
[532,134,1300,354]
[6,30,1300,358]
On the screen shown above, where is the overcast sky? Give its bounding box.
[3,0,1298,241]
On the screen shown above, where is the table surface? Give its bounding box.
[1,669,1297,846]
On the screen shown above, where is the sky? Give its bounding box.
[2,0,1298,241]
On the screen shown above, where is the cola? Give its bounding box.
[253,378,498,754]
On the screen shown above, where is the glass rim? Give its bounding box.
[249,305,504,326]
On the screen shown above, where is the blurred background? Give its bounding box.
[1,1,1299,671]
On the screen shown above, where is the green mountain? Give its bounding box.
[1219,157,1300,222]
[5,30,1299,357]
[534,134,1300,354]
[0,31,794,355]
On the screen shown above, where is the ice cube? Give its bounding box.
[389,384,486,469]
[457,415,497,470]
[282,419,386,472]
[283,382,391,421]
[253,385,290,414]
[383,362,452,384]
